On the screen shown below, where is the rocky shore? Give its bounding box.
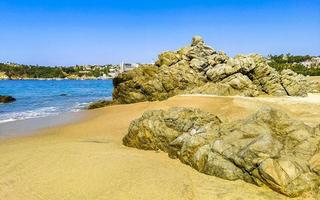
[0,95,16,103]
[112,36,319,104]
[116,37,320,198]
[87,100,114,110]
[2,94,320,199]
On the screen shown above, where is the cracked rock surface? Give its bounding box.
[123,107,320,198]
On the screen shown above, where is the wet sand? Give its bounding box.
[0,111,86,139]
[0,94,320,200]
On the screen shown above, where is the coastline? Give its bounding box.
[1,95,320,199]
[1,1,319,199]
[1,75,319,81]
[0,79,113,125]
[0,77,114,80]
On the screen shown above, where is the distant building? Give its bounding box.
[83,66,92,71]
[301,57,320,68]
[109,68,116,72]
[79,70,90,74]
[120,62,139,73]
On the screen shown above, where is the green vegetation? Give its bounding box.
[268,54,320,76]
[0,63,116,79]
[1,54,319,79]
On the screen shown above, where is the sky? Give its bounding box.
[0,0,319,66]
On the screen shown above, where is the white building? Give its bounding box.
[301,57,320,68]
[120,62,139,73]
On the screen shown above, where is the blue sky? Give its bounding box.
[0,0,319,66]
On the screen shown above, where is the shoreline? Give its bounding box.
[0,79,114,131]
[0,95,319,199]
[1,92,320,139]
[0,110,88,140]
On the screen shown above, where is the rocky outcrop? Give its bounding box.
[123,107,320,197]
[87,100,115,110]
[113,63,204,104]
[0,95,16,103]
[112,36,318,104]
[280,69,319,96]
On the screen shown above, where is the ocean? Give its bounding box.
[0,80,113,123]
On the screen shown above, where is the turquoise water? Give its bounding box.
[0,80,113,123]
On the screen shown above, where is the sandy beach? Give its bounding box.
[1,0,319,198]
[1,93,320,200]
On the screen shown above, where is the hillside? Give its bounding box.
[0,63,117,79]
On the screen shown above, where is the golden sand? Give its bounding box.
[1,94,320,200]
[308,76,320,82]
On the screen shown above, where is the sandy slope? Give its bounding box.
[1,94,320,200]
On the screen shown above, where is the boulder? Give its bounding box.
[206,52,229,67]
[191,35,205,46]
[123,107,320,197]
[189,73,260,97]
[206,63,242,82]
[87,100,115,110]
[112,36,317,104]
[229,54,256,73]
[280,69,311,96]
[113,65,167,104]
[113,62,205,104]
[0,95,16,103]
[187,36,216,59]
[220,73,260,96]
[155,51,181,67]
[123,107,222,156]
[248,54,287,96]
[189,57,208,71]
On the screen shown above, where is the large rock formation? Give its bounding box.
[123,107,320,198]
[112,36,319,104]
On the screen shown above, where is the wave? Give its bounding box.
[70,102,90,112]
[0,106,59,124]
[0,97,113,124]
